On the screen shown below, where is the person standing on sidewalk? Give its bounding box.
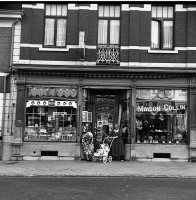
[110,123,125,161]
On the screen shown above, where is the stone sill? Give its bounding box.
[39,47,69,52]
[148,49,178,54]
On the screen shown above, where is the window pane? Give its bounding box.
[61,5,67,16]
[110,6,115,17]
[56,19,66,46]
[44,18,55,46]
[51,4,57,16]
[168,6,173,18]
[104,6,109,17]
[114,6,120,17]
[110,20,120,44]
[25,103,77,142]
[99,5,104,17]
[163,21,173,48]
[151,6,157,17]
[45,4,51,16]
[98,20,108,44]
[163,6,168,18]
[157,6,163,18]
[151,20,160,48]
[136,89,188,144]
[57,4,62,16]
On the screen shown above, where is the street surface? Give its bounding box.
[0,177,196,200]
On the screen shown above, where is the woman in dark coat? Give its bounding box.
[110,123,125,161]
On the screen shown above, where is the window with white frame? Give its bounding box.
[44,4,67,47]
[151,6,174,49]
[98,5,120,45]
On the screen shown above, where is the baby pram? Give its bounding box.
[92,129,117,163]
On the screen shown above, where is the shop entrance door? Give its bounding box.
[83,89,130,150]
[95,93,116,143]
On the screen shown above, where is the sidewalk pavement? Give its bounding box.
[0,160,196,178]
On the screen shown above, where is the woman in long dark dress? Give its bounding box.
[110,123,125,161]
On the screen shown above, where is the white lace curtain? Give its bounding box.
[44,19,66,46]
[151,20,173,49]
[56,19,67,46]
[44,19,55,46]
[163,21,173,48]
[98,20,120,45]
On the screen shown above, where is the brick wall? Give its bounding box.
[0,27,12,72]
[19,3,196,65]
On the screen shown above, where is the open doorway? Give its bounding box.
[82,89,130,151]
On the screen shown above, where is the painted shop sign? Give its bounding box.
[137,104,186,112]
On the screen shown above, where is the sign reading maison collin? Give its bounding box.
[137,104,186,112]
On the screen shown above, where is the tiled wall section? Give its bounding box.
[1,76,17,137]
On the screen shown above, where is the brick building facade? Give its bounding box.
[0,4,23,159]
[2,3,196,161]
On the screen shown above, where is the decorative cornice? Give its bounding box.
[12,64,196,76]
[16,70,190,80]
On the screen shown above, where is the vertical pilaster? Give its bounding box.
[124,89,132,161]
[10,82,26,160]
[15,83,26,139]
[130,86,136,160]
[75,84,83,159]
[189,87,196,161]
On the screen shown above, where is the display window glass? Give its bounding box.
[136,89,188,144]
[25,100,77,142]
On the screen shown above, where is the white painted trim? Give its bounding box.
[121,4,129,11]
[121,46,196,51]
[15,59,196,68]
[17,60,97,66]
[68,4,77,10]
[68,4,97,10]
[39,47,69,52]
[20,43,97,50]
[148,49,178,54]
[121,46,150,50]
[21,3,196,12]
[121,4,152,11]
[175,4,196,12]
[90,4,98,10]
[120,62,190,68]
[175,5,187,12]
[130,4,151,11]
[20,44,42,48]
[20,43,196,52]
[22,3,44,9]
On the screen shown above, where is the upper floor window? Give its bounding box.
[44,4,67,47]
[151,6,174,50]
[98,5,120,45]
[97,5,120,65]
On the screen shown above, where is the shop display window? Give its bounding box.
[25,100,77,142]
[136,89,188,144]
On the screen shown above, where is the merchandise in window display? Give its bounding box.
[25,101,77,142]
[136,89,188,144]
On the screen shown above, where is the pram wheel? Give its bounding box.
[103,156,107,163]
[108,156,112,162]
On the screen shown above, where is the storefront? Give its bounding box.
[12,71,192,161]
